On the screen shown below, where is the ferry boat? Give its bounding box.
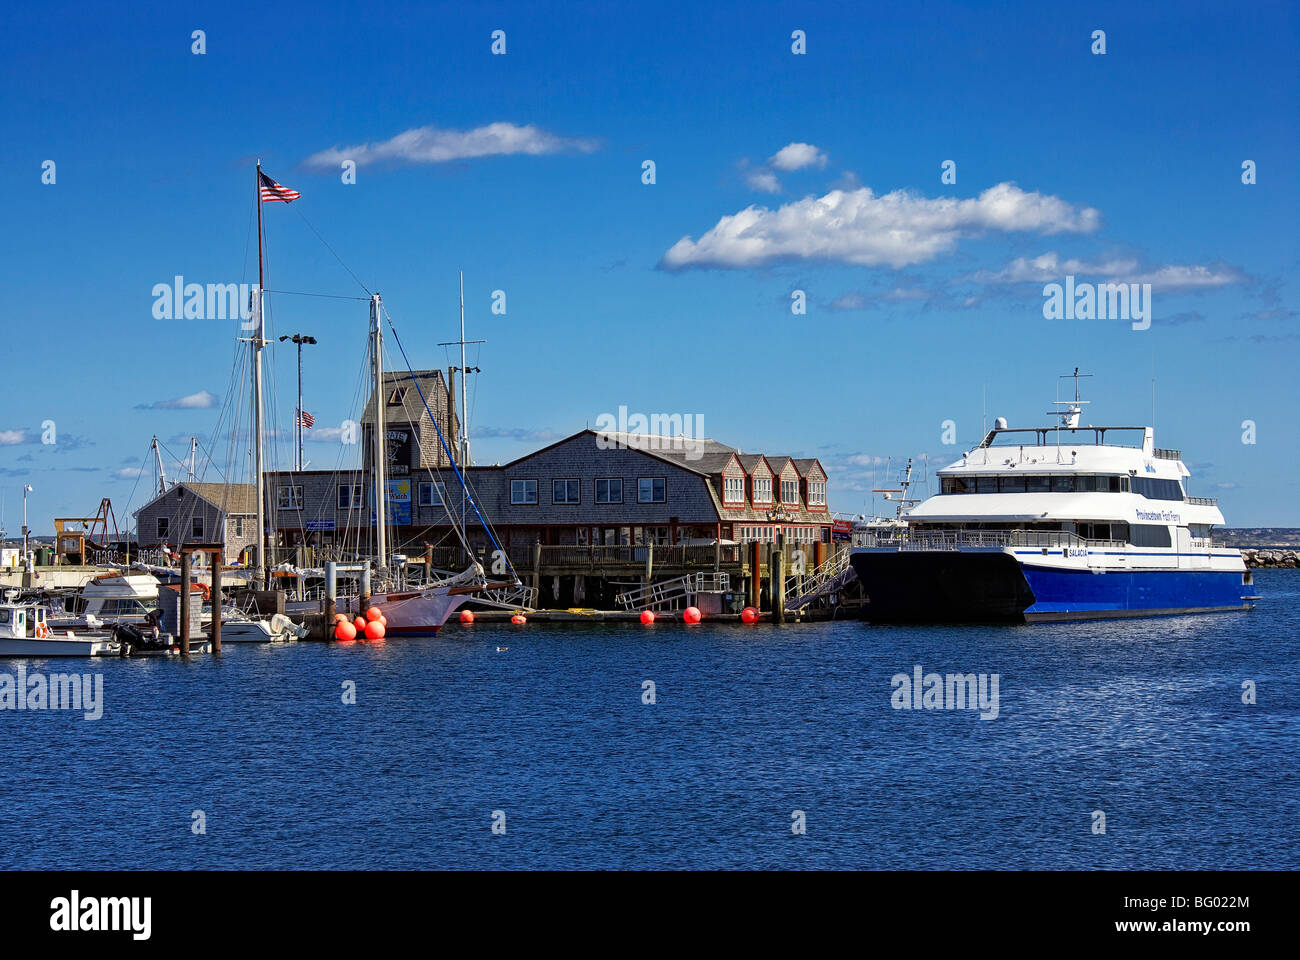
[851,373,1257,622]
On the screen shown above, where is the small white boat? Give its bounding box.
[0,601,118,657]
[46,573,161,630]
[205,610,306,643]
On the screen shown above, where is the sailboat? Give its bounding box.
[244,163,522,635]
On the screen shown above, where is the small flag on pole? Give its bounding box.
[297,410,315,428]
[259,171,301,203]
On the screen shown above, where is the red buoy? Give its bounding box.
[364,620,386,640]
[365,606,383,622]
[334,621,357,642]
[683,606,702,624]
[459,610,475,624]
[741,606,759,624]
[511,613,527,625]
[640,610,655,624]
[353,616,367,633]
[333,613,348,623]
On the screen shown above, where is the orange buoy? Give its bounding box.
[379,615,387,626]
[640,610,655,624]
[459,610,475,624]
[683,606,702,624]
[334,613,348,622]
[353,616,367,633]
[364,620,386,640]
[334,621,357,641]
[365,606,383,622]
[741,606,759,624]
[510,613,527,625]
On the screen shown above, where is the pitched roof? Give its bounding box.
[184,482,259,515]
[791,458,825,478]
[360,369,451,425]
[736,454,771,474]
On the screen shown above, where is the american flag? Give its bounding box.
[259,171,301,203]
[297,409,315,428]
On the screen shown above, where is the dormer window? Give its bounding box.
[724,476,744,503]
[388,387,408,405]
[781,479,799,504]
[752,476,772,504]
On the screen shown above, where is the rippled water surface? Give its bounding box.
[3,571,1297,869]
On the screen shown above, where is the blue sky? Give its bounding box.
[1,0,1297,534]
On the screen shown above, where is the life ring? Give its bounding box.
[35,623,49,638]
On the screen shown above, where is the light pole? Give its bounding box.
[22,484,33,568]
[279,334,317,472]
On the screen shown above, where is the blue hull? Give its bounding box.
[1019,565,1251,621]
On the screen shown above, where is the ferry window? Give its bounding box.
[157,517,169,539]
[510,479,538,505]
[999,476,1027,493]
[1104,476,1122,493]
[553,479,581,504]
[638,478,666,503]
[417,482,444,507]
[0,610,8,624]
[974,476,998,494]
[1025,476,1051,493]
[595,478,623,504]
[943,477,969,494]
[1119,476,1131,493]
[1050,476,1076,492]
[1076,476,1095,492]
[1130,525,1172,547]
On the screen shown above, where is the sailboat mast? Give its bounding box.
[371,293,388,571]
[252,161,267,587]
[458,271,470,531]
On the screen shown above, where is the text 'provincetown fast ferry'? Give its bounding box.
[851,375,1257,622]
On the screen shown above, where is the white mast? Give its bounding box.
[459,271,470,471]
[151,435,167,495]
[251,286,267,586]
[371,293,388,572]
[188,437,198,481]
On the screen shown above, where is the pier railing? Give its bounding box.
[509,543,743,571]
[1186,497,1218,506]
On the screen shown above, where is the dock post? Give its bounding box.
[771,542,786,624]
[531,540,542,598]
[360,565,371,612]
[325,561,337,638]
[211,548,222,654]
[750,541,761,609]
[645,541,654,587]
[180,551,192,657]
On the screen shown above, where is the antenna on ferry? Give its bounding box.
[1049,368,1092,429]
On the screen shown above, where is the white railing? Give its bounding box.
[856,530,1127,551]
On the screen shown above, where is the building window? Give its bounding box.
[724,476,744,503]
[511,479,538,505]
[157,517,169,539]
[638,477,666,503]
[781,479,799,504]
[752,476,772,504]
[338,484,364,510]
[418,481,446,507]
[192,517,203,539]
[277,485,303,510]
[808,481,826,506]
[234,517,244,537]
[553,479,580,504]
[595,478,623,504]
[387,387,408,405]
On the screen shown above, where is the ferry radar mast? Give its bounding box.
[1049,367,1092,428]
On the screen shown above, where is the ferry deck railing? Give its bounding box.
[855,530,1127,551]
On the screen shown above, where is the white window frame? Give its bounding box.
[752,476,772,504]
[418,481,446,507]
[638,477,666,503]
[724,476,744,503]
[552,479,581,504]
[338,483,364,510]
[808,480,826,506]
[278,485,304,510]
[511,479,539,505]
[595,477,623,504]
[781,479,799,505]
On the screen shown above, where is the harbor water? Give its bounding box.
[3,570,1297,870]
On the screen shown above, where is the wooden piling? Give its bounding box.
[210,549,222,654]
[771,543,786,624]
[180,552,191,657]
[750,541,762,609]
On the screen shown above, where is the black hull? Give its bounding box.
[850,550,1035,623]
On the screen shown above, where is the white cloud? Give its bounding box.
[135,390,219,411]
[660,182,1101,271]
[744,168,782,194]
[0,429,28,445]
[769,142,828,171]
[303,122,600,170]
[976,252,1244,291]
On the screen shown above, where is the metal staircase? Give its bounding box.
[784,549,856,611]
[615,572,731,612]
